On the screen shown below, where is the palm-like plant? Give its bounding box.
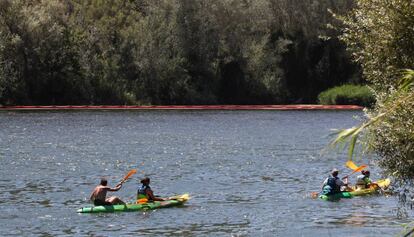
[331,69,414,160]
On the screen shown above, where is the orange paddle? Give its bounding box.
[119,169,137,184]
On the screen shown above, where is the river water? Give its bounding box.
[0,110,408,236]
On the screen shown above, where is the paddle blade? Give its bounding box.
[179,193,190,201]
[350,165,367,175]
[169,193,190,201]
[346,160,358,170]
[121,169,137,183]
[310,192,319,199]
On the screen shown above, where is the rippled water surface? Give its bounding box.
[0,110,406,236]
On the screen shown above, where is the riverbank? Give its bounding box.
[0,105,363,111]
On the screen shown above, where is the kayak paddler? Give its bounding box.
[136,177,166,203]
[321,168,349,195]
[355,170,372,189]
[90,178,125,206]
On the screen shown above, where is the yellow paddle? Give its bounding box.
[119,169,137,184]
[311,162,366,199]
[168,193,190,201]
[345,165,367,177]
[345,160,359,170]
[343,161,367,179]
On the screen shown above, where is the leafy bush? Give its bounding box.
[334,0,414,184]
[318,84,375,107]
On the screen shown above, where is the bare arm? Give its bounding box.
[340,177,348,186]
[90,189,96,201]
[108,183,122,192]
[146,189,165,201]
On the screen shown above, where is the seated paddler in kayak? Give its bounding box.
[90,178,125,206]
[136,177,166,203]
[321,168,349,195]
[355,170,373,189]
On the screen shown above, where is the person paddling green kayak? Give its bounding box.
[90,178,125,206]
[137,177,165,203]
[321,168,349,195]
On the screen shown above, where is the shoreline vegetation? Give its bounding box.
[0,104,363,111]
[0,0,360,106]
[330,0,414,184]
[318,84,375,108]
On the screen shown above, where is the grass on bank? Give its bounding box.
[318,84,375,107]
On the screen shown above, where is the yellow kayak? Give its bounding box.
[349,178,391,196]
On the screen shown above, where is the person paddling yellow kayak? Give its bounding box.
[355,170,372,189]
[345,161,383,191]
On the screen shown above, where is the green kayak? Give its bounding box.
[319,191,352,201]
[319,179,390,201]
[77,194,189,213]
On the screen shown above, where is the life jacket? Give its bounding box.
[137,185,151,200]
[323,176,341,195]
[356,175,371,188]
[356,175,366,185]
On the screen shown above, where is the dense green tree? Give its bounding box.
[333,0,414,181]
[267,0,358,103]
[339,0,414,93]
[0,0,86,105]
[0,0,359,105]
[175,0,219,104]
[69,0,146,104]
